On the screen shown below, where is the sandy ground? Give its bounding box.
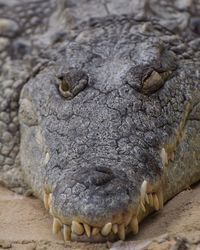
[0,183,200,250]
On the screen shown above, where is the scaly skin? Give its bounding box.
[1,0,200,243]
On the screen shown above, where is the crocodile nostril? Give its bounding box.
[88,167,114,186]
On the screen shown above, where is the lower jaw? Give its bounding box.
[43,184,163,242]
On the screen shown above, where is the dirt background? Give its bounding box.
[0,183,200,250]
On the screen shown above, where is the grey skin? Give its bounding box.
[0,0,200,242]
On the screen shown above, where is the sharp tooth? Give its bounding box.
[161,148,168,166]
[71,221,84,235]
[101,222,112,236]
[83,223,91,238]
[49,207,53,216]
[48,193,52,207]
[148,193,153,207]
[112,224,118,234]
[43,192,49,210]
[145,194,149,205]
[153,194,159,211]
[158,190,164,209]
[63,225,71,241]
[92,227,100,236]
[140,201,146,213]
[118,224,125,240]
[125,212,132,226]
[130,217,138,234]
[52,218,62,234]
[140,180,147,203]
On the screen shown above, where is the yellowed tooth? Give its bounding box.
[43,192,49,210]
[148,193,153,207]
[140,180,147,203]
[118,224,125,240]
[92,227,100,236]
[140,201,146,213]
[63,225,71,241]
[83,223,91,238]
[161,148,168,166]
[153,194,159,211]
[125,212,132,226]
[145,193,149,205]
[101,222,112,236]
[112,224,118,234]
[48,193,52,207]
[52,218,62,234]
[71,221,84,235]
[49,207,53,216]
[130,217,138,234]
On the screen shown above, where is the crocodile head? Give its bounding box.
[19,18,200,242]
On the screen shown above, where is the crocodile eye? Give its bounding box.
[57,70,89,99]
[58,77,72,98]
[125,66,173,95]
[142,70,170,95]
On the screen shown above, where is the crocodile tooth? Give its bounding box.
[101,222,112,236]
[130,216,138,234]
[112,224,118,234]
[43,192,49,210]
[83,223,91,237]
[153,194,159,211]
[71,221,84,235]
[140,180,147,203]
[92,227,100,236]
[140,201,146,212]
[148,193,154,207]
[48,193,52,207]
[161,148,168,166]
[63,225,71,241]
[145,193,149,204]
[52,218,62,234]
[118,224,125,240]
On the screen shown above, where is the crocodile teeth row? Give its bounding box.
[46,184,163,241]
[51,218,138,241]
[140,180,164,211]
[140,193,163,213]
[142,192,163,211]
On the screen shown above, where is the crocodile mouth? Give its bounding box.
[40,100,197,242]
[42,178,163,242]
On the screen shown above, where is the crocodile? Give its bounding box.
[0,0,200,243]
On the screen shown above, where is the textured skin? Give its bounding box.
[1,0,200,242]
